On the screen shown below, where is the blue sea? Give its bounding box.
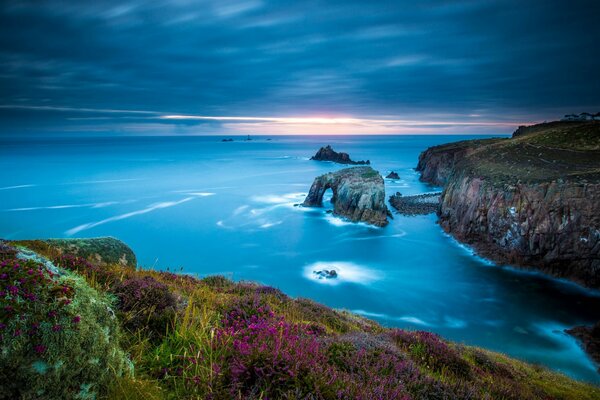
[1,135,599,383]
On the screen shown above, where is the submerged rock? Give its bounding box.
[310,145,370,165]
[302,166,390,227]
[386,171,400,180]
[313,269,338,279]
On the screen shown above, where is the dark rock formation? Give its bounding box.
[386,171,400,179]
[417,121,600,288]
[389,192,441,216]
[302,166,390,227]
[566,322,600,372]
[313,269,338,279]
[11,237,137,269]
[221,138,233,142]
[310,145,370,165]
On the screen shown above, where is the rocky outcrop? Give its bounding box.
[389,192,441,216]
[10,237,137,269]
[386,171,400,180]
[566,322,600,372]
[302,166,390,227]
[417,121,600,288]
[416,138,505,186]
[310,145,370,165]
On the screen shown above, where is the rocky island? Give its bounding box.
[1,237,598,399]
[416,121,600,289]
[310,145,370,165]
[302,166,390,226]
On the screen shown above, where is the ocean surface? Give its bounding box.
[1,135,599,383]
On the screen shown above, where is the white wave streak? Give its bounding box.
[5,201,120,212]
[0,184,36,190]
[66,197,194,236]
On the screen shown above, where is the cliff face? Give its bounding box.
[440,173,600,287]
[418,121,600,288]
[303,166,389,226]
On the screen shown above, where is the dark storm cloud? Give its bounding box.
[0,0,599,135]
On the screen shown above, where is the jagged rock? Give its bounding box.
[310,145,370,165]
[386,171,400,180]
[302,166,390,227]
[417,120,600,288]
[389,192,440,215]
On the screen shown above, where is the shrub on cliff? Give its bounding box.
[0,254,130,399]
[113,275,178,339]
[390,329,472,379]
[53,252,116,286]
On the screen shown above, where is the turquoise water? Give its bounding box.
[1,135,599,383]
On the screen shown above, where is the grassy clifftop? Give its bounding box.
[1,238,598,399]
[461,121,600,185]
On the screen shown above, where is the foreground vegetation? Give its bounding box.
[1,238,598,399]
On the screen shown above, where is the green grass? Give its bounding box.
[3,239,599,399]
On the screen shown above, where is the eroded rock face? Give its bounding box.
[310,145,370,165]
[439,174,600,287]
[302,166,390,227]
[417,121,600,288]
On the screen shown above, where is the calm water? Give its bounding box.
[1,135,599,383]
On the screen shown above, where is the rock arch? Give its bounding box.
[302,167,390,227]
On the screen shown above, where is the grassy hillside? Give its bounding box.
[1,238,599,399]
[461,121,600,185]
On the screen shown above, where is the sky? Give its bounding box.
[1,0,599,136]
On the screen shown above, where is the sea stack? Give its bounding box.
[310,145,370,165]
[302,166,390,227]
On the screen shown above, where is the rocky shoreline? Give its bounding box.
[416,121,600,289]
[388,192,441,216]
[415,120,600,372]
[565,322,600,373]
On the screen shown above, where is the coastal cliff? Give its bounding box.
[1,237,598,399]
[417,121,600,288]
[303,166,390,226]
[415,138,505,186]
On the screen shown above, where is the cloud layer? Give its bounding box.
[1,0,598,135]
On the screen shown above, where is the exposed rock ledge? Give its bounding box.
[389,192,441,216]
[310,145,370,165]
[302,166,390,227]
[417,121,600,288]
[7,237,137,269]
